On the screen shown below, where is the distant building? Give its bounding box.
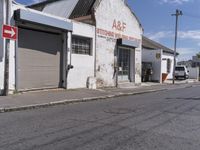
[177,55,200,68]
[142,36,179,82]
[192,56,200,67]
[177,60,193,67]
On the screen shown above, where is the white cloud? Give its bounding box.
[146,30,200,41]
[160,0,192,4]
[146,30,200,60]
[179,30,200,40]
[146,31,173,41]
[32,0,46,4]
[177,48,197,60]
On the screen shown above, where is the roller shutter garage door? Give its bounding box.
[18,28,63,91]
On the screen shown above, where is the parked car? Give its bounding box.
[175,66,189,80]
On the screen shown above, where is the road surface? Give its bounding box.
[1,85,200,150]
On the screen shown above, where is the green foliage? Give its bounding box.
[196,52,200,58]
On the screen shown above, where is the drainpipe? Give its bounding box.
[65,31,73,89]
[94,26,97,78]
[116,45,119,87]
[93,10,97,78]
[69,31,72,68]
[3,0,12,96]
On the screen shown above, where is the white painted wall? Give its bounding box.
[188,67,199,80]
[0,1,16,93]
[162,53,174,79]
[0,0,5,93]
[142,49,162,83]
[94,0,142,87]
[8,3,21,92]
[67,21,95,89]
[0,0,4,61]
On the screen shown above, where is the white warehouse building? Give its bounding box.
[0,0,143,94]
[142,36,178,83]
[31,0,143,87]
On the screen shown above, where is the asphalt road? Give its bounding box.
[1,85,200,150]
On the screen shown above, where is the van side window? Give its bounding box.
[175,67,184,71]
[167,59,171,73]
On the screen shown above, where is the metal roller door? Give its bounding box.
[18,28,63,91]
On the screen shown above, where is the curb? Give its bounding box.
[0,88,167,114]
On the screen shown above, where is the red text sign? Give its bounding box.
[2,25,18,40]
[112,19,126,32]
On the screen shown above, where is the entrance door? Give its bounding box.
[118,48,130,81]
[18,28,63,91]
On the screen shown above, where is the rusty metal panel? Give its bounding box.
[70,0,95,19]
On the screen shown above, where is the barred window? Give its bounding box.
[72,36,92,55]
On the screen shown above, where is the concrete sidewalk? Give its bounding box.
[0,82,199,113]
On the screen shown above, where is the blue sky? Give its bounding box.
[128,0,200,61]
[16,0,200,61]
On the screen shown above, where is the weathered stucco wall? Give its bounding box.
[0,0,5,92]
[162,53,174,79]
[0,1,16,93]
[67,21,95,89]
[95,0,142,87]
[0,0,4,62]
[8,3,21,91]
[187,67,199,80]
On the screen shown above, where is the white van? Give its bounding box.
[175,66,189,80]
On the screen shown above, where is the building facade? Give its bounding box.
[0,0,142,94]
[94,0,142,87]
[142,36,177,82]
[31,0,143,88]
[0,1,73,94]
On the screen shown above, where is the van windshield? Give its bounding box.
[175,67,185,71]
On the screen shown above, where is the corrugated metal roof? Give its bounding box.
[29,0,96,19]
[43,0,79,18]
[142,36,178,55]
[70,0,96,19]
[28,0,142,29]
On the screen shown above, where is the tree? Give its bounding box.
[196,52,200,59]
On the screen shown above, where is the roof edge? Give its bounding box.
[143,36,179,55]
[28,0,59,8]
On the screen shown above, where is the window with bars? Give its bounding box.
[72,36,92,55]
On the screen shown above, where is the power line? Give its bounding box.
[183,11,200,20]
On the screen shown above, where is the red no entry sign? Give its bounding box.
[2,25,18,40]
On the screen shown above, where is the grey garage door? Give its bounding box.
[18,28,63,91]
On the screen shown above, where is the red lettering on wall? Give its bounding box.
[96,28,141,45]
[112,19,126,32]
[112,20,117,30]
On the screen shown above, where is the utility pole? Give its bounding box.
[3,0,12,96]
[172,9,182,84]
